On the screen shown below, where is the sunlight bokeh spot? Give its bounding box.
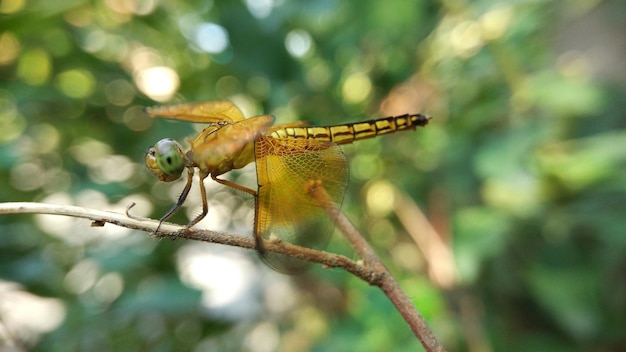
[93,272,124,305]
[101,35,129,62]
[64,6,95,27]
[69,138,112,167]
[11,162,45,191]
[123,105,153,131]
[191,200,231,231]
[135,66,179,101]
[0,282,66,343]
[285,29,312,58]
[0,0,24,14]
[64,259,100,294]
[43,169,72,194]
[177,244,259,320]
[0,32,20,65]
[105,0,156,15]
[35,193,82,243]
[245,0,274,19]
[450,21,483,57]
[17,48,50,85]
[195,23,229,54]
[243,322,280,352]
[105,79,136,106]
[480,6,513,41]
[31,124,61,154]
[81,29,107,53]
[177,13,202,41]
[130,46,164,71]
[263,274,298,316]
[365,180,396,217]
[342,72,372,104]
[56,69,96,99]
[0,92,26,142]
[90,155,135,183]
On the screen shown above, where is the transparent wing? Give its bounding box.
[144,100,245,124]
[254,135,348,273]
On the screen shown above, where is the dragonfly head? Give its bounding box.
[146,138,185,182]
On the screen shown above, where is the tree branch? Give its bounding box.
[306,182,445,352]
[0,201,445,351]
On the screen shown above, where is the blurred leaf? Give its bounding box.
[536,131,626,191]
[523,71,605,117]
[526,264,601,341]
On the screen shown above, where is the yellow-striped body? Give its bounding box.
[270,114,430,145]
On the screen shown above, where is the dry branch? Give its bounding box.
[0,201,445,352]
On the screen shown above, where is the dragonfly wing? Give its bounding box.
[255,136,348,273]
[145,100,245,124]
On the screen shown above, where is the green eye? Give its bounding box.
[146,139,185,182]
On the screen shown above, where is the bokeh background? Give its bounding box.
[1,0,625,351]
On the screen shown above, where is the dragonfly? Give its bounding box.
[145,100,431,273]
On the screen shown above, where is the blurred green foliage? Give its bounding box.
[1,0,625,351]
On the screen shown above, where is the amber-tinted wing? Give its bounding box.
[144,100,245,124]
[254,135,348,273]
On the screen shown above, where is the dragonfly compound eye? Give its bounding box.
[145,138,184,182]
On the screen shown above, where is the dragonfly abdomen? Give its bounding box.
[270,113,431,145]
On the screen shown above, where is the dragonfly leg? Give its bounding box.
[156,167,194,234]
[187,173,209,228]
[211,174,257,196]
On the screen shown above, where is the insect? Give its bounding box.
[145,100,430,272]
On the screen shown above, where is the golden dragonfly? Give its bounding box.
[145,100,430,272]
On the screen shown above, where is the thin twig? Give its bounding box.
[0,202,365,273]
[306,181,446,352]
[0,201,445,351]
